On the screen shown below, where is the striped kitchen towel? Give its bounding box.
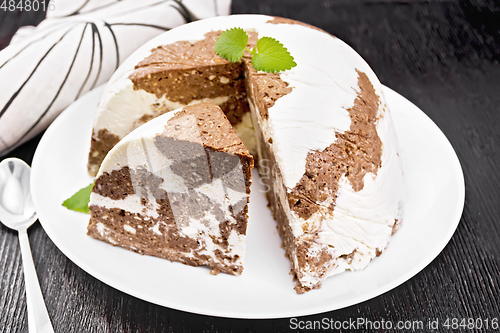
[0,0,231,155]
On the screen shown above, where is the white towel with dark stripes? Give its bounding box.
[0,0,231,155]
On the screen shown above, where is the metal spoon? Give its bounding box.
[0,158,54,333]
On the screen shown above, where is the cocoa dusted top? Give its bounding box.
[288,70,382,220]
[133,31,229,71]
[162,103,252,158]
[129,31,244,104]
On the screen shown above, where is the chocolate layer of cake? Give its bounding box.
[88,129,121,176]
[130,31,250,126]
[88,103,253,275]
[288,70,382,220]
[248,70,401,293]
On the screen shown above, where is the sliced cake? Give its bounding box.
[87,102,254,275]
[87,15,405,292]
[87,31,254,176]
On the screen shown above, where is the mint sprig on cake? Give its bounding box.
[214,27,297,73]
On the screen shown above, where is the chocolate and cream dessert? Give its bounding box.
[87,31,254,176]
[88,103,253,275]
[87,15,405,293]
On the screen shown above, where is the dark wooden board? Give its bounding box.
[1,1,499,332]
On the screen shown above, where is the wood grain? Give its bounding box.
[1,0,499,332]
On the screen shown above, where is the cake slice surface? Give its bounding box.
[87,102,254,275]
[87,31,252,176]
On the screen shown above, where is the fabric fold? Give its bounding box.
[0,0,231,155]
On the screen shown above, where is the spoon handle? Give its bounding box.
[18,230,55,333]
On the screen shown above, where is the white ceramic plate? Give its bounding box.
[31,84,464,319]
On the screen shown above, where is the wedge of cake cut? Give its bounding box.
[87,31,253,176]
[87,102,254,275]
[87,15,405,292]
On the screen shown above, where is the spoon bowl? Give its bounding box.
[0,158,37,229]
[0,157,54,333]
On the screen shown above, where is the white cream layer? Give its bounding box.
[91,108,248,268]
[94,77,229,139]
[233,111,257,156]
[249,62,404,289]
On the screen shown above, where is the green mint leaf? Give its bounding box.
[62,182,94,214]
[251,37,297,73]
[214,28,248,62]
